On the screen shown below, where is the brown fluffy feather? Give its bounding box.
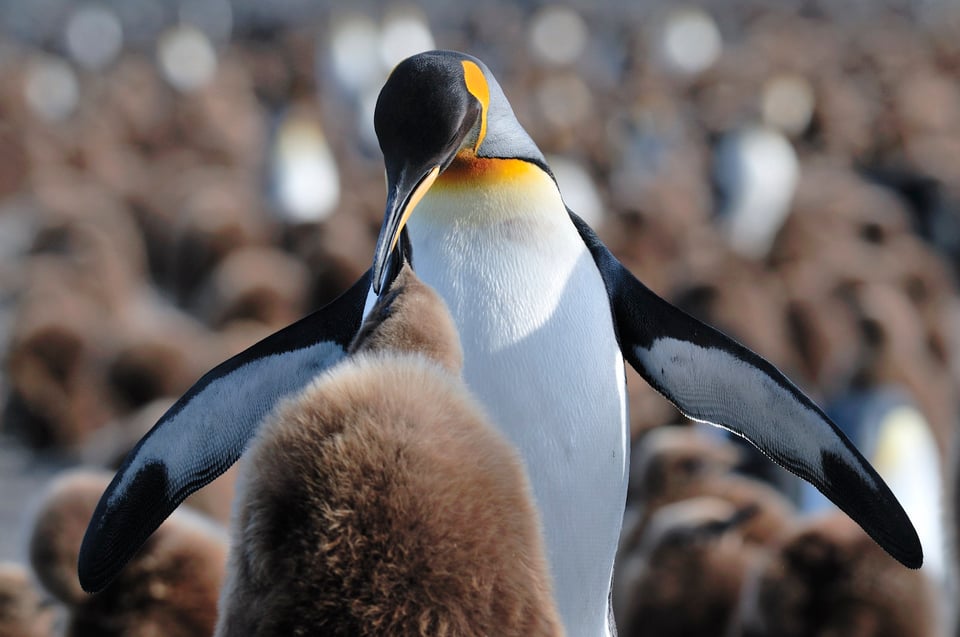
[0,563,54,637]
[347,265,463,375]
[616,497,762,637]
[735,512,939,637]
[28,470,226,637]
[217,264,562,636]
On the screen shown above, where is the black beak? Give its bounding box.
[372,163,440,294]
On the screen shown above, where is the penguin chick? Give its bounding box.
[622,428,794,555]
[347,262,463,375]
[29,470,226,637]
[617,463,795,623]
[735,512,939,637]
[621,472,795,573]
[216,263,563,637]
[0,563,55,637]
[4,265,114,449]
[616,497,762,637]
[197,246,310,330]
[628,426,742,504]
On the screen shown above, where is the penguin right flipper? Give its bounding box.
[77,270,372,594]
[569,212,923,569]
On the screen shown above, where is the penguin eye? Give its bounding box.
[678,457,702,477]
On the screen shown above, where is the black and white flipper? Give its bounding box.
[570,212,923,569]
[77,270,372,593]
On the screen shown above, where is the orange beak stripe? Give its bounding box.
[390,165,441,252]
[461,60,490,151]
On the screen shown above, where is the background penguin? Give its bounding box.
[620,426,796,557]
[615,497,763,637]
[0,563,54,637]
[614,427,797,631]
[28,470,226,637]
[733,512,940,637]
[216,263,563,637]
[627,426,742,505]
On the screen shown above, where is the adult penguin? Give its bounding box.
[80,51,921,637]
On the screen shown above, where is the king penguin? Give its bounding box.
[79,50,922,637]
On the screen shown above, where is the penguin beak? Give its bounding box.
[372,163,441,294]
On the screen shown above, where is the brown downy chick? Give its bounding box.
[28,470,226,637]
[622,427,795,556]
[628,426,742,504]
[615,497,763,637]
[735,512,939,637]
[346,262,463,374]
[217,263,563,637]
[0,563,55,637]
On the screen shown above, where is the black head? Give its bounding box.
[369,50,547,294]
[374,50,483,178]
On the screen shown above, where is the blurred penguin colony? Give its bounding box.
[2,0,960,635]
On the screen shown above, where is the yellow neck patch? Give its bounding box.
[434,154,547,190]
[461,60,489,151]
[420,155,562,226]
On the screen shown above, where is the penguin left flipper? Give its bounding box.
[77,270,372,594]
[569,212,923,570]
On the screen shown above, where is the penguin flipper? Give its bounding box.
[78,270,372,593]
[570,212,923,569]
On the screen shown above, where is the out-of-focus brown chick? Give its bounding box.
[734,512,939,637]
[0,563,55,637]
[616,497,763,637]
[28,470,226,637]
[623,427,795,554]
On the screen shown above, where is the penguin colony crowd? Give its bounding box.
[2,2,960,636]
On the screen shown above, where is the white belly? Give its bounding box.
[408,209,628,637]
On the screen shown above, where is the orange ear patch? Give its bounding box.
[435,156,544,190]
[461,60,489,150]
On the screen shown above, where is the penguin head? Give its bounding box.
[371,50,546,293]
[349,261,464,375]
